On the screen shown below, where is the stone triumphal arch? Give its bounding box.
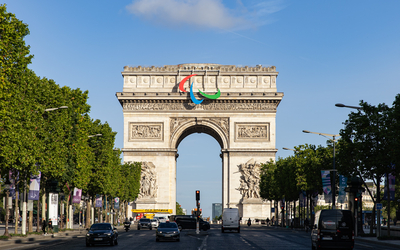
[116,64,283,220]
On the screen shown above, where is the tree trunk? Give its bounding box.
[15,190,19,234]
[28,210,33,232]
[386,173,391,236]
[105,195,109,223]
[377,176,381,237]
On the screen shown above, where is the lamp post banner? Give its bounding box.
[321,170,332,195]
[95,195,102,208]
[49,193,58,226]
[114,197,120,209]
[28,171,41,200]
[72,188,82,204]
[9,170,19,200]
[338,175,348,203]
[383,174,395,201]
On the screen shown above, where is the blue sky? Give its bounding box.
[5,0,400,218]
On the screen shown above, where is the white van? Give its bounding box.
[221,208,240,233]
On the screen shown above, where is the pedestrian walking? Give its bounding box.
[305,218,309,232]
[266,218,270,226]
[48,219,54,235]
[42,219,47,235]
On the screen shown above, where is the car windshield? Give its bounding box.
[90,224,111,230]
[158,223,178,229]
[151,219,157,222]
[140,219,150,222]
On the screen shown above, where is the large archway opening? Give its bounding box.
[176,132,222,219]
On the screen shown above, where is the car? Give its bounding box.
[155,216,167,223]
[311,209,354,250]
[86,223,118,247]
[151,218,159,228]
[137,218,152,230]
[221,208,240,233]
[175,217,210,231]
[170,215,193,222]
[156,222,180,242]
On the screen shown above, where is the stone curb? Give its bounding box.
[356,236,400,248]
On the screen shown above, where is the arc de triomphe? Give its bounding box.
[116,63,283,220]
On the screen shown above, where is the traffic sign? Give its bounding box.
[376,203,382,210]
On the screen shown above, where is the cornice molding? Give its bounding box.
[122,64,278,74]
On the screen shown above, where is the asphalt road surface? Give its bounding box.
[10,225,399,250]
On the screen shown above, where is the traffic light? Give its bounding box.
[196,190,200,201]
[354,197,359,211]
[281,205,284,210]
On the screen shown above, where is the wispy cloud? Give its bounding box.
[126,0,286,31]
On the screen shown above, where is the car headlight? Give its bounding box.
[86,233,91,236]
[107,233,111,236]
[158,231,163,233]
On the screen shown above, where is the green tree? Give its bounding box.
[176,202,185,215]
[337,99,393,233]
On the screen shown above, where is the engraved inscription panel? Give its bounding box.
[129,122,164,141]
[235,122,269,141]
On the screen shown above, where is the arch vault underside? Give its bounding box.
[116,63,283,220]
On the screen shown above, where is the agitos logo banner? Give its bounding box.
[179,74,221,104]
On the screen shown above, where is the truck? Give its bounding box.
[221,208,240,233]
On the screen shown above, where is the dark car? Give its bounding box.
[169,214,193,222]
[175,217,210,231]
[311,209,354,250]
[137,218,152,230]
[156,222,180,242]
[86,223,118,247]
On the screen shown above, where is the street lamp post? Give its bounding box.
[3,179,11,237]
[303,130,340,209]
[37,106,68,235]
[84,134,103,228]
[282,147,297,226]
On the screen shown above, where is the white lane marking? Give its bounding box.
[356,243,373,248]
[198,235,209,250]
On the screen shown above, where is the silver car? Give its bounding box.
[137,218,152,230]
[151,219,159,228]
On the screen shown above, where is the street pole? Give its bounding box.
[303,130,340,209]
[22,179,27,235]
[332,135,337,209]
[3,180,11,237]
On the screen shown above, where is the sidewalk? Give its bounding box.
[0,223,124,250]
[262,224,400,248]
[0,228,85,250]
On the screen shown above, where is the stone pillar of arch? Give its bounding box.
[116,63,283,220]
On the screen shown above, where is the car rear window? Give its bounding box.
[320,210,353,230]
[90,224,111,230]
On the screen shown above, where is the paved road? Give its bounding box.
[4,225,400,250]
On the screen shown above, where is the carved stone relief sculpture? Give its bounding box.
[129,122,163,141]
[235,122,269,141]
[236,159,261,199]
[138,161,158,199]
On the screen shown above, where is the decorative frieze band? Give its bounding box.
[123,101,278,112]
[235,122,270,142]
[129,122,164,141]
